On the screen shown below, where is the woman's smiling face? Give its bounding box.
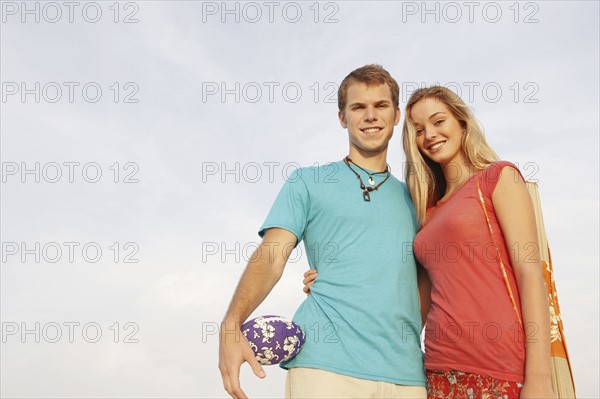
[410,97,465,167]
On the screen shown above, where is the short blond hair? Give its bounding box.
[338,64,399,113]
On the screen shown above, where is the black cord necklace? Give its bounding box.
[343,156,391,202]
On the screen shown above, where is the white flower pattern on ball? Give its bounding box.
[241,316,305,366]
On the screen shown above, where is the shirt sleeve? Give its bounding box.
[258,168,309,247]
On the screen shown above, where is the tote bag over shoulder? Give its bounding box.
[476,175,576,399]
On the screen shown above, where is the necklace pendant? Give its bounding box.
[363,190,371,202]
[368,176,375,186]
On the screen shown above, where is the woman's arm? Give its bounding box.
[492,167,555,399]
[417,262,432,328]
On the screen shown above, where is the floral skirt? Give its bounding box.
[426,369,523,399]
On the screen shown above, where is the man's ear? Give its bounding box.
[338,111,347,128]
[394,108,401,125]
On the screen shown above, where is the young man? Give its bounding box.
[218,65,426,399]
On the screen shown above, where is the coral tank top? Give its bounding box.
[414,161,526,382]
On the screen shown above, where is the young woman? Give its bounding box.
[304,86,556,398]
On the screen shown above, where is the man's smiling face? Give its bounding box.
[339,82,400,157]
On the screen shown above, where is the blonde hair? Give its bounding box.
[402,86,499,225]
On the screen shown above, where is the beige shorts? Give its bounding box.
[285,367,427,399]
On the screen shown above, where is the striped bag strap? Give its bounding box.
[476,175,522,326]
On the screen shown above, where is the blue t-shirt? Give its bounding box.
[258,160,426,386]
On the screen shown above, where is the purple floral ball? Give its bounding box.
[241,315,305,365]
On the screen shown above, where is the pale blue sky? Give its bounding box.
[1,1,598,398]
